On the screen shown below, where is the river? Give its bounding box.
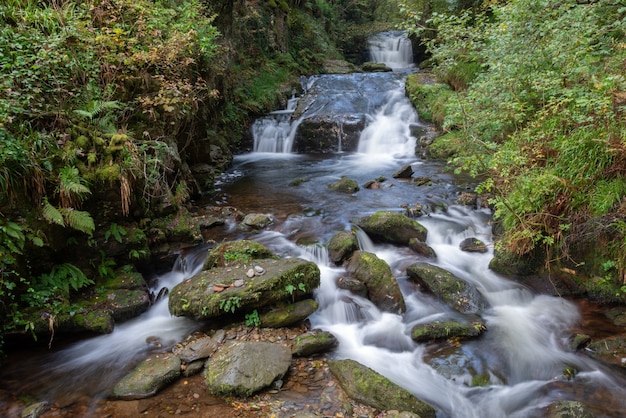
[1,32,626,417]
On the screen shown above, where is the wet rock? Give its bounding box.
[406,262,488,314]
[587,335,626,369]
[392,165,413,179]
[21,401,48,418]
[182,359,205,377]
[355,211,427,245]
[408,237,437,258]
[173,330,226,363]
[112,354,181,400]
[362,62,393,72]
[259,299,319,328]
[568,333,591,351]
[459,237,488,253]
[545,400,595,418]
[295,115,365,153]
[203,240,278,270]
[291,330,338,357]
[327,230,359,265]
[204,341,291,397]
[169,257,320,320]
[346,251,405,314]
[104,289,151,322]
[336,276,368,298]
[241,213,273,229]
[328,359,436,418]
[411,320,486,342]
[412,176,432,186]
[329,176,360,194]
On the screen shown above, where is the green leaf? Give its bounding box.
[62,209,95,237]
[42,199,65,227]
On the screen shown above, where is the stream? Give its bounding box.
[2,32,626,417]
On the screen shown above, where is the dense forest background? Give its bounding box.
[0,0,625,353]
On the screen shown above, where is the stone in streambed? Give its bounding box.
[112,354,181,400]
[355,211,427,245]
[172,329,226,363]
[544,400,595,418]
[392,164,413,179]
[259,299,319,328]
[406,262,487,315]
[328,359,436,418]
[204,341,291,397]
[411,320,486,342]
[169,257,320,320]
[327,230,359,265]
[459,237,488,253]
[203,240,278,270]
[346,251,405,314]
[292,330,338,357]
[329,176,360,194]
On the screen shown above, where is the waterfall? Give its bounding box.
[368,31,414,69]
[252,96,301,153]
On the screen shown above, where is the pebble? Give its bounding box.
[246,268,255,278]
[254,265,266,275]
[234,279,245,287]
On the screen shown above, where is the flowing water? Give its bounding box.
[2,32,626,417]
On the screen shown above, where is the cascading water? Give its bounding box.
[368,31,414,69]
[252,95,301,153]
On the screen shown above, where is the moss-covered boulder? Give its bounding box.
[203,240,278,270]
[327,230,359,265]
[362,61,393,72]
[545,400,595,418]
[405,73,452,127]
[241,213,273,230]
[346,251,405,314]
[259,299,319,328]
[411,320,486,342]
[112,353,181,400]
[328,359,436,418]
[406,262,487,314]
[459,237,488,253]
[329,176,360,194]
[169,257,320,320]
[204,341,291,397]
[355,211,427,245]
[408,237,437,258]
[291,330,338,357]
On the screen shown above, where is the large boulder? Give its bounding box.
[112,354,181,400]
[355,211,427,245]
[291,330,338,357]
[259,299,319,328]
[204,341,292,397]
[328,359,436,418]
[346,251,405,314]
[169,257,320,320]
[406,262,487,314]
[411,320,486,342]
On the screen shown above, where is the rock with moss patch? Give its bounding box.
[336,276,368,298]
[346,251,405,314]
[545,400,595,418]
[292,330,338,357]
[328,359,436,418]
[355,211,427,245]
[459,237,488,253]
[169,257,320,320]
[587,335,626,369]
[241,213,273,230]
[411,320,486,342]
[173,330,226,363]
[204,340,291,397]
[406,262,487,314]
[362,62,392,72]
[329,176,360,194]
[392,165,413,179]
[259,299,319,328]
[203,240,278,270]
[327,230,359,265]
[408,237,436,258]
[112,354,181,399]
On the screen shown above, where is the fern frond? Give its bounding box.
[42,198,65,226]
[62,208,95,237]
[58,166,91,207]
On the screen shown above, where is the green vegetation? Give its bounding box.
[402,0,626,286]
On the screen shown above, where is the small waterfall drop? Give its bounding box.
[368,31,414,69]
[252,95,301,153]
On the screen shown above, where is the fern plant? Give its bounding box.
[39,263,94,295]
[42,198,95,237]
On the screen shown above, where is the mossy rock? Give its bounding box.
[329,176,360,194]
[362,62,392,72]
[427,131,464,161]
[544,400,595,418]
[291,330,338,357]
[112,354,181,399]
[346,251,405,314]
[204,240,278,270]
[587,335,626,369]
[411,320,486,342]
[355,211,427,245]
[327,230,359,265]
[405,73,453,127]
[259,299,319,328]
[169,257,320,320]
[328,359,436,418]
[406,262,487,314]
